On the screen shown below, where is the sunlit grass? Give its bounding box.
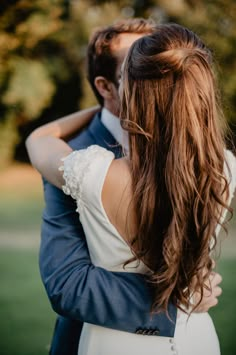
[0,249,56,355]
[0,197,44,230]
[210,258,236,355]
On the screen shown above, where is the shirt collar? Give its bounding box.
[101,108,129,154]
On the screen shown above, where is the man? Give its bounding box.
[39,19,222,355]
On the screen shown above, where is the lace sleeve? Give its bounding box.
[59,145,115,213]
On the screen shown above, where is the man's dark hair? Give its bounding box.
[87,18,157,105]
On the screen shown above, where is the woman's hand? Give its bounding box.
[191,268,222,313]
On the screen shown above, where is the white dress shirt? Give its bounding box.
[101,108,129,155]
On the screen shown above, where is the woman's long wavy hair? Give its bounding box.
[120,23,232,313]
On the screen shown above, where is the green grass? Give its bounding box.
[0,248,56,355]
[210,258,236,355]
[0,196,44,231]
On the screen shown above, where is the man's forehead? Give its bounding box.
[111,32,144,64]
[113,32,144,48]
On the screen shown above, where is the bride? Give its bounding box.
[26,23,235,355]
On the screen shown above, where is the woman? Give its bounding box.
[26,24,235,355]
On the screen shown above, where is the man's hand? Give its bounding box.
[192,272,222,313]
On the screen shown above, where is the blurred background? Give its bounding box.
[0,0,235,354]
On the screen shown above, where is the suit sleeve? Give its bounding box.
[40,179,177,337]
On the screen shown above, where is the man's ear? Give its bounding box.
[94,76,114,100]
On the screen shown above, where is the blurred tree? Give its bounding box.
[157,0,236,132]
[0,0,83,165]
[0,0,235,166]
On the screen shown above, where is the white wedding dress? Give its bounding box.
[61,145,236,355]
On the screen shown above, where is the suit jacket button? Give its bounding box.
[153,329,160,335]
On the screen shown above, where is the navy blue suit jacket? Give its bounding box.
[40,113,177,355]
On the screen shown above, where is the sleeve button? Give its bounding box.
[153,329,160,335]
[135,329,143,334]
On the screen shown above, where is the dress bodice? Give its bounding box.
[60,145,149,273]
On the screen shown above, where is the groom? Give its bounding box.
[39,19,222,355]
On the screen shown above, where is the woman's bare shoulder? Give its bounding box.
[103,157,132,202]
[108,157,131,182]
[102,157,135,240]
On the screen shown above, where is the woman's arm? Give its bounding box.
[26,106,100,188]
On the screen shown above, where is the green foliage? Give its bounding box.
[0,114,19,168]
[0,0,235,165]
[0,0,83,165]
[160,0,236,126]
[3,58,55,119]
